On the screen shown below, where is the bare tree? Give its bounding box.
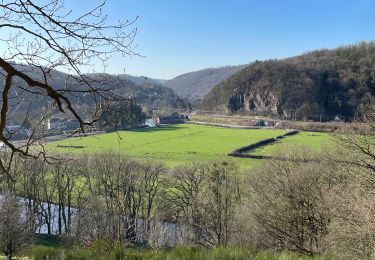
[335,102,375,175]
[77,153,164,246]
[249,147,333,255]
[164,163,207,246]
[74,195,113,246]
[326,172,375,259]
[147,214,170,249]
[326,103,375,257]
[0,0,138,178]
[166,161,240,247]
[0,190,32,259]
[0,150,27,190]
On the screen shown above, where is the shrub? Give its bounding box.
[32,246,62,260]
[64,248,91,260]
[108,244,127,260]
[249,147,333,255]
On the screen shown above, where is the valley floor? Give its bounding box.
[48,123,332,171]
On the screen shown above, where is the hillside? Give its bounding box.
[164,65,247,100]
[83,73,188,111]
[202,42,375,121]
[1,65,189,122]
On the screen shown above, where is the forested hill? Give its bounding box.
[0,64,189,121]
[164,65,247,100]
[202,42,375,121]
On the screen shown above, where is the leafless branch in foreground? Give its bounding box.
[0,0,138,179]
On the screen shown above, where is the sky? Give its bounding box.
[101,0,375,79]
[4,0,375,79]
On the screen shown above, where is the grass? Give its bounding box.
[0,233,341,259]
[26,244,338,260]
[247,131,334,156]
[48,124,286,170]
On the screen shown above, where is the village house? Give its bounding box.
[47,118,80,131]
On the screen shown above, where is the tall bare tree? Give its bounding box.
[166,161,240,247]
[0,191,33,259]
[335,102,375,175]
[0,0,137,180]
[249,147,333,255]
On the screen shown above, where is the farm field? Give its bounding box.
[49,124,286,169]
[247,131,334,156]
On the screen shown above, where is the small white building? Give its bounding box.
[48,118,68,130]
[47,118,80,131]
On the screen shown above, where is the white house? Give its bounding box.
[48,118,69,130]
[48,118,80,131]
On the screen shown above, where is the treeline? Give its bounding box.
[1,124,375,258]
[0,154,241,258]
[202,42,375,121]
[96,100,146,131]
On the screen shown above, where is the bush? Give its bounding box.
[64,248,91,260]
[108,244,127,260]
[249,147,333,255]
[32,246,62,260]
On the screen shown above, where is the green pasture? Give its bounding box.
[247,131,334,156]
[49,124,286,170]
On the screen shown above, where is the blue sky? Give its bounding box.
[9,0,375,79]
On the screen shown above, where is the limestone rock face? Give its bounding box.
[203,43,375,120]
[228,90,282,115]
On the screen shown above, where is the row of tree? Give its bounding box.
[96,101,146,131]
[1,127,375,258]
[0,153,243,258]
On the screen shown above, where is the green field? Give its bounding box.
[247,131,334,156]
[49,124,335,170]
[49,124,286,169]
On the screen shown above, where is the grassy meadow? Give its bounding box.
[49,124,285,169]
[247,131,334,156]
[48,123,334,170]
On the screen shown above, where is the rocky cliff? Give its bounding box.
[202,42,375,120]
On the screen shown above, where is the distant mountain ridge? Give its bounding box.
[164,65,248,99]
[118,74,166,86]
[202,42,375,121]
